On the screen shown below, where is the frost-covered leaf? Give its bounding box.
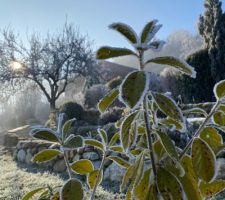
[88,169,103,190]
[98,129,108,144]
[84,139,104,151]
[98,89,119,113]
[50,192,59,200]
[214,80,225,100]
[157,167,183,200]
[134,169,151,200]
[145,56,196,78]
[156,130,179,161]
[140,19,158,43]
[30,129,59,143]
[62,118,76,140]
[96,46,137,59]
[212,111,225,126]
[107,156,130,168]
[121,165,135,192]
[200,127,223,154]
[119,71,149,109]
[109,145,123,153]
[133,151,145,187]
[148,184,158,200]
[120,111,138,151]
[108,132,120,147]
[60,178,83,200]
[71,159,94,175]
[183,107,207,117]
[191,138,216,182]
[153,140,166,161]
[151,92,183,122]
[22,188,46,200]
[148,40,165,52]
[33,149,61,163]
[218,104,225,113]
[200,180,225,197]
[109,22,138,44]
[64,135,83,149]
[159,117,186,132]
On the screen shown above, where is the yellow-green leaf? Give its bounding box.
[120,71,149,109]
[71,159,94,175]
[98,89,119,113]
[213,111,225,126]
[98,129,108,144]
[107,156,130,169]
[96,46,137,59]
[120,111,138,151]
[200,180,225,197]
[214,80,225,100]
[121,165,135,192]
[109,145,123,153]
[88,169,103,190]
[141,20,159,43]
[62,118,76,140]
[108,132,120,147]
[183,107,207,117]
[157,167,183,200]
[153,140,166,161]
[159,117,185,132]
[50,192,60,200]
[33,149,61,163]
[85,139,104,151]
[60,178,83,200]
[30,129,59,143]
[22,188,46,200]
[200,127,223,154]
[191,138,216,182]
[109,22,138,44]
[64,135,83,149]
[145,56,196,78]
[151,92,183,122]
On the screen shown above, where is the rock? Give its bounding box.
[16,141,23,149]
[93,161,101,169]
[13,150,18,160]
[83,152,99,160]
[17,149,26,162]
[25,152,33,164]
[104,162,126,182]
[53,159,66,172]
[3,133,19,147]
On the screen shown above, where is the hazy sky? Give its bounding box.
[0,0,225,50]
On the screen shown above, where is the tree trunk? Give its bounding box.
[45,100,57,128]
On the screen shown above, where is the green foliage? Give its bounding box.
[61,179,83,200]
[107,76,122,90]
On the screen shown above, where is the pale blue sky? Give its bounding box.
[0,0,224,50]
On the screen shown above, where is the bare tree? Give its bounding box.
[0,23,98,112]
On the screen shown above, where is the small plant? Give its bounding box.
[96,20,225,199]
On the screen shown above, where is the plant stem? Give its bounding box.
[90,152,106,200]
[63,150,73,179]
[143,95,157,177]
[179,100,221,160]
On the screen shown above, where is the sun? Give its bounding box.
[10,61,23,71]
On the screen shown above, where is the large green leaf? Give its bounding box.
[64,135,83,149]
[60,178,83,200]
[212,111,225,126]
[107,156,130,169]
[151,92,184,123]
[62,118,76,140]
[134,169,151,200]
[96,46,137,59]
[33,149,61,163]
[71,159,94,175]
[145,56,196,78]
[156,130,179,160]
[153,140,166,161]
[88,169,103,190]
[200,127,223,154]
[200,180,225,197]
[109,145,123,153]
[109,22,138,44]
[141,20,161,43]
[120,111,138,151]
[191,138,216,182]
[157,167,183,200]
[214,80,225,100]
[22,188,46,200]
[84,139,104,151]
[30,129,59,143]
[98,89,119,113]
[119,71,149,109]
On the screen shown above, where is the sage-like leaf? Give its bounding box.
[88,169,103,190]
[64,135,83,149]
[60,178,83,200]
[98,128,108,144]
[109,145,123,153]
[214,80,225,100]
[145,56,196,78]
[30,129,59,143]
[109,22,138,44]
[98,88,119,113]
[22,188,46,200]
[71,159,94,175]
[183,107,207,117]
[62,118,76,140]
[84,139,104,151]
[191,138,216,182]
[33,149,61,163]
[140,20,159,43]
[119,71,149,109]
[200,180,225,197]
[96,46,136,59]
[108,132,120,147]
[159,117,185,132]
[212,111,225,126]
[107,156,130,168]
